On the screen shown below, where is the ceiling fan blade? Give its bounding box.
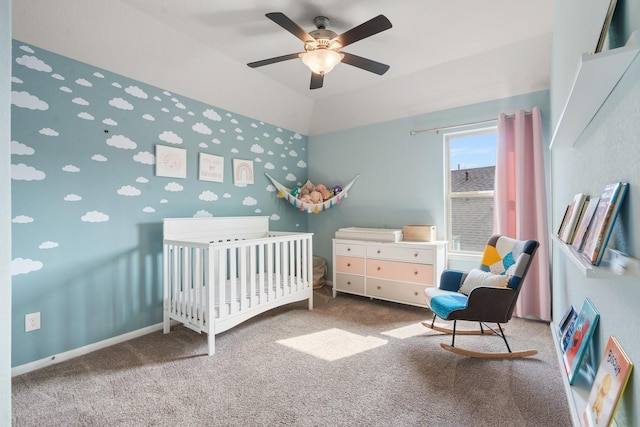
[340,52,390,75]
[310,72,324,89]
[266,12,315,44]
[247,53,302,68]
[334,15,392,48]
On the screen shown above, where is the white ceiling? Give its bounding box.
[12,0,555,136]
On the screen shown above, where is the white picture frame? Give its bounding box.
[199,153,224,183]
[156,145,187,179]
[233,159,254,185]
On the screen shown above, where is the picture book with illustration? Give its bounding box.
[582,336,633,427]
[557,305,576,342]
[563,298,600,384]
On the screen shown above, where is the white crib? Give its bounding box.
[162,216,313,355]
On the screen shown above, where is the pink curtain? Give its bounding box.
[495,107,551,321]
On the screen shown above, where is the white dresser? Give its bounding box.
[332,238,447,308]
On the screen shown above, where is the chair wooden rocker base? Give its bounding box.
[423,234,540,360]
[422,316,538,359]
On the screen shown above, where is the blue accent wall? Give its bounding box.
[551,1,640,424]
[10,40,309,366]
[1,0,12,422]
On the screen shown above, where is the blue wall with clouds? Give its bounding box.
[10,40,309,366]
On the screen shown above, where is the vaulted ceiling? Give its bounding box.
[12,0,555,135]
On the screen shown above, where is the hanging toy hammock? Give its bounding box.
[265,173,360,214]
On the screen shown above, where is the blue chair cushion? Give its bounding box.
[429,293,468,319]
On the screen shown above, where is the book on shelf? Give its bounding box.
[572,197,600,252]
[557,305,577,342]
[560,309,579,353]
[582,336,633,427]
[557,204,571,238]
[561,193,588,244]
[582,182,629,266]
[563,298,600,385]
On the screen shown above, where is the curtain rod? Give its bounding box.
[409,111,532,136]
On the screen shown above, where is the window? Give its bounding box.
[445,127,497,253]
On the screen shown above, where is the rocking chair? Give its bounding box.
[423,234,539,359]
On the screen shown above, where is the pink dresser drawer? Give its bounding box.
[335,256,365,275]
[366,259,433,284]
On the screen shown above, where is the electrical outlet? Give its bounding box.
[25,312,40,332]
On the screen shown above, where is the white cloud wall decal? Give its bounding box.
[192,122,212,135]
[11,141,34,155]
[108,97,133,110]
[107,134,137,150]
[81,211,109,222]
[39,241,59,249]
[12,215,34,223]
[164,182,183,192]
[15,55,52,72]
[203,108,222,121]
[39,128,58,136]
[125,85,148,99]
[12,258,44,276]
[12,163,46,181]
[76,78,93,87]
[11,91,49,110]
[159,130,182,145]
[117,185,142,196]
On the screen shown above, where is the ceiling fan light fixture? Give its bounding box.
[301,49,344,75]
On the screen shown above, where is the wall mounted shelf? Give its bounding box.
[550,40,640,149]
[551,235,640,279]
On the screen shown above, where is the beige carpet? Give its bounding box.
[12,287,571,426]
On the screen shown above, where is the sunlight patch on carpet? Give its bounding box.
[381,322,429,339]
[276,328,387,361]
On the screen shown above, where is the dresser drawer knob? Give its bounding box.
[414,271,418,275]
[377,267,381,271]
[347,263,351,267]
[414,253,418,257]
[414,291,418,296]
[347,248,351,251]
[347,281,351,285]
[377,250,381,254]
[377,286,381,290]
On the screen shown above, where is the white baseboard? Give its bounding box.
[12,322,164,377]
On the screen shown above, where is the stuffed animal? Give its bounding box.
[315,184,331,201]
[309,190,322,204]
[299,194,312,204]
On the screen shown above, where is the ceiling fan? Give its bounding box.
[247,12,392,89]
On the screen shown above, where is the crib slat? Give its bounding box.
[275,241,281,297]
[258,243,265,303]
[267,242,274,300]
[239,246,247,312]
[249,244,257,308]
[217,248,227,320]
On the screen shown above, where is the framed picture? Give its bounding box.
[582,336,633,427]
[156,145,187,178]
[563,298,600,385]
[233,159,254,185]
[199,153,224,183]
[595,0,619,53]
